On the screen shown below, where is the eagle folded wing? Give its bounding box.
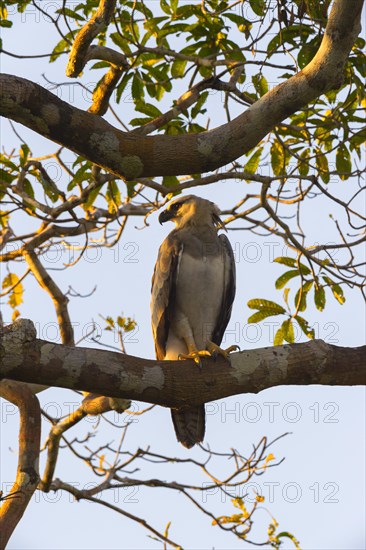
[211,233,236,346]
[151,233,182,361]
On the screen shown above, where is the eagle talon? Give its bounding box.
[227,345,240,353]
[206,341,239,362]
[178,350,211,368]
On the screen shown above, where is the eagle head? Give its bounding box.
[158,195,225,230]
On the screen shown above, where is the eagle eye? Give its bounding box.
[170,202,182,213]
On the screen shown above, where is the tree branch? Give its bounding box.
[88,66,123,116]
[66,0,117,78]
[0,320,364,409]
[0,0,363,178]
[0,380,41,550]
[22,249,75,346]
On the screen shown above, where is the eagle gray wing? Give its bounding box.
[151,232,183,360]
[211,233,236,346]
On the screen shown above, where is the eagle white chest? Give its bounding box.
[171,247,226,350]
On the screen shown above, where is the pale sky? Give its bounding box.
[1,4,365,549]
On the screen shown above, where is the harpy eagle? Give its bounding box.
[151,195,237,448]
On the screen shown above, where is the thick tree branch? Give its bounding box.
[0,320,364,409]
[66,0,117,78]
[88,66,123,116]
[0,0,363,178]
[85,45,129,70]
[0,380,41,550]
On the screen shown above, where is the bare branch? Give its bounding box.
[22,250,75,346]
[0,380,41,550]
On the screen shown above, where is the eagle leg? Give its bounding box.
[178,349,211,367]
[206,341,240,362]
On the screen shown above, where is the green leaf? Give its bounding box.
[171,58,187,78]
[155,84,166,101]
[135,101,161,117]
[282,319,295,344]
[331,284,345,305]
[322,276,345,305]
[0,210,9,228]
[82,186,101,211]
[90,61,110,70]
[162,175,179,188]
[116,72,133,103]
[294,280,313,312]
[273,327,284,346]
[244,147,263,175]
[274,257,311,275]
[247,298,286,315]
[298,37,320,69]
[16,1,31,14]
[191,91,208,119]
[56,7,85,21]
[249,0,265,16]
[126,180,136,198]
[295,315,315,339]
[23,178,35,211]
[283,287,290,307]
[314,284,326,311]
[248,309,282,323]
[298,149,310,176]
[132,73,144,101]
[270,141,286,176]
[160,0,171,15]
[106,181,121,213]
[110,32,131,54]
[2,273,24,309]
[0,170,16,185]
[222,14,253,38]
[336,144,352,180]
[252,74,268,97]
[0,154,18,171]
[19,144,30,167]
[274,256,297,268]
[315,150,330,183]
[130,117,153,127]
[50,36,71,62]
[350,128,366,155]
[35,171,59,202]
[0,6,8,18]
[68,164,92,190]
[275,269,300,289]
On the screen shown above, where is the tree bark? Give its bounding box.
[0,320,364,408]
[0,379,41,550]
[0,0,363,179]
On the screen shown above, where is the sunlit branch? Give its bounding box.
[0,381,41,550]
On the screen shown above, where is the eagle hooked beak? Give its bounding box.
[159,209,174,225]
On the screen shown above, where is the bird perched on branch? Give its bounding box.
[151,195,237,448]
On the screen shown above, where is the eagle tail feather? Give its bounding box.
[171,405,205,449]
